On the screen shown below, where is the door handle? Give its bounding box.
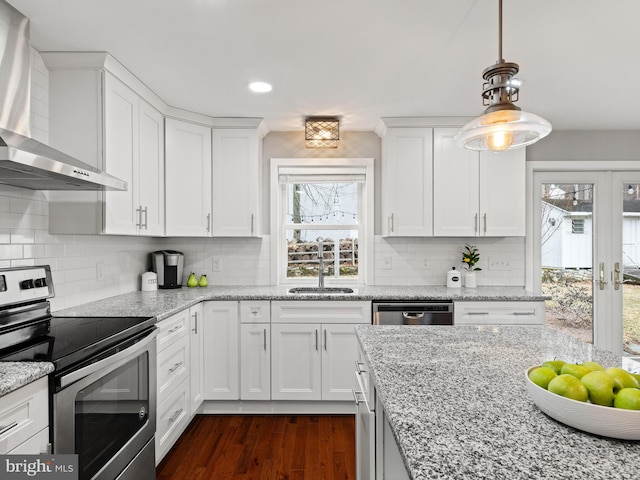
[474,213,478,233]
[324,329,327,351]
[614,262,622,290]
[263,328,267,351]
[352,390,364,405]
[389,213,395,233]
[315,329,318,351]
[206,213,211,233]
[599,262,608,290]
[142,206,148,230]
[135,206,142,228]
[251,213,255,236]
[483,213,487,234]
[192,312,198,334]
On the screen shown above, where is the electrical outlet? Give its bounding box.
[488,256,511,270]
[381,256,392,269]
[212,258,222,272]
[96,262,104,281]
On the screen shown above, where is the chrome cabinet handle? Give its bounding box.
[483,213,487,234]
[168,325,182,334]
[474,213,478,233]
[251,213,255,236]
[0,421,18,436]
[390,213,395,233]
[324,329,327,351]
[142,206,148,230]
[263,328,267,351]
[315,329,318,351]
[512,312,534,316]
[169,361,183,373]
[352,390,364,405]
[192,312,198,333]
[135,206,142,228]
[206,213,211,232]
[467,312,489,315]
[599,262,608,290]
[168,409,184,424]
[355,361,367,374]
[614,262,622,290]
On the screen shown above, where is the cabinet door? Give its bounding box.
[479,148,526,236]
[271,323,321,400]
[433,128,480,237]
[189,303,204,414]
[212,129,259,236]
[165,118,212,237]
[240,323,271,400]
[138,100,165,236]
[202,301,239,400]
[321,324,359,401]
[383,127,433,236]
[103,72,139,235]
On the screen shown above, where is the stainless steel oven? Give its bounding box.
[0,265,157,480]
[372,301,454,325]
[53,328,157,480]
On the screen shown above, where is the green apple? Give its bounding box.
[614,388,640,410]
[547,374,589,402]
[580,361,604,372]
[580,371,623,406]
[542,359,566,375]
[633,373,640,385]
[560,363,593,379]
[528,367,557,389]
[604,367,640,389]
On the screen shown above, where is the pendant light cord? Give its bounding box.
[498,0,503,62]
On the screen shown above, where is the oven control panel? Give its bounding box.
[0,265,54,307]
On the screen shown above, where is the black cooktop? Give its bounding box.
[0,315,155,372]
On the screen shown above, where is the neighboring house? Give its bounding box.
[542,199,640,269]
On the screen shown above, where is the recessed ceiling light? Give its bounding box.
[249,81,272,93]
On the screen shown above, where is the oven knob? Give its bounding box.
[34,277,48,288]
[138,406,147,421]
[20,279,35,289]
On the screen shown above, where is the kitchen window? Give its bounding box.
[270,158,374,285]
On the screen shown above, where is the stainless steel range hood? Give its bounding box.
[0,0,126,191]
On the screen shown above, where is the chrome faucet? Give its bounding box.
[317,237,328,289]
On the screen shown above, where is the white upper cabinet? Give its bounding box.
[46,58,164,236]
[382,127,433,236]
[212,129,260,237]
[165,118,212,237]
[433,128,526,237]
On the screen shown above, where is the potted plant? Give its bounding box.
[461,244,481,288]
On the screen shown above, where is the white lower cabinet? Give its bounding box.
[0,377,50,454]
[240,301,271,400]
[155,307,192,464]
[189,303,205,414]
[454,301,545,325]
[203,301,240,400]
[271,301,370,401]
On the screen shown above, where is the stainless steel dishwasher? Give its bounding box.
[372,301,453,325]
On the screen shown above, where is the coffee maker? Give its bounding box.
[150,250,184,288]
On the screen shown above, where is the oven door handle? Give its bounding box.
[60,329,158,389]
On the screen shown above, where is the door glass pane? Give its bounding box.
[541,183,594,344]
[623,183,640,355]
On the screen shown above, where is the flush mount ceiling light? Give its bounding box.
[305,117,340,148]
[455,0,551,152]
[248,81,272,93]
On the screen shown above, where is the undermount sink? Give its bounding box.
[288,287,355,295]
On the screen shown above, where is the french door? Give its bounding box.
[533,171,640,356]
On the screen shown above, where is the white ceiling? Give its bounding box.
[8,0,640,133]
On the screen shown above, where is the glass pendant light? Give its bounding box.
[455,0,551,152]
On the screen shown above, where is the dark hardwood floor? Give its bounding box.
[156,415,356,480]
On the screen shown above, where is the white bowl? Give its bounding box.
[525,366,640,440]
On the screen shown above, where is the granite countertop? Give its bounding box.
[0,362,54,397]
[356,325,640,480]
[55,285,548,320]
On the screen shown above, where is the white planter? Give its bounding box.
[464,271,477,288]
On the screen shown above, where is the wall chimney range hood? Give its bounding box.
[0,0,126,191]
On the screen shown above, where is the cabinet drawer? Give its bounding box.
[157,335,190,400]
[454,301,545,325]
[272,301,371,324]
[0,377,49,454]
[157,309,189,352]
[156,378,190,463]
[240,301,271,323]
[8,427,49,454]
